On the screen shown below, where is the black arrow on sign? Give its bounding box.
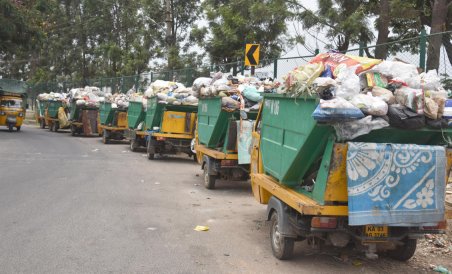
[246,44,259,65]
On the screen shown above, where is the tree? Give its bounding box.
[200,0,290,66]
[426,0,451,70]
[290,0,373,52]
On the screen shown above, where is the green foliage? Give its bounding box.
[201,0,290,64]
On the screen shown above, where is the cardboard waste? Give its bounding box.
[279,52,451,140]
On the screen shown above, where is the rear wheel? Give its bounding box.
[270,211,294,260]
[203,166,216,189]
[130,138,139,152]
[102,129,109,144]
[71,125,76,136]
[387,238,417,261]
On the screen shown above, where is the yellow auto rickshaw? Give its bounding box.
[0,94,25,131]
[0,79,27,132]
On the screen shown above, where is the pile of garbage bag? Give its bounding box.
[69,86,105,108]
[37,92,69,103]
[281,52,452,141]
[193,72,280,111]
[144,80,198,106]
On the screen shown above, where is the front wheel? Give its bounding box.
[203,167,216,189]
[270,211,294,260]
[387,238,417,261]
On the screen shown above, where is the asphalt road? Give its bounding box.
[0,125,430,273]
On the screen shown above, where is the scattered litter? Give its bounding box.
[194,225,209,232]
[92,148,99,152]
[223,253,230,257]
[147,227,157,231]
[154,182,160,185]
[352,259,363,267]
[194,184,200,186]
[433,265,451,274]
[140,179,145,183]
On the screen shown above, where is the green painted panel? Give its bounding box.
[47,101,63,118]
[127,101,145,129]
[144,97,164,130]
[198,97,232,148]
[99,102,114,125]
[260,94,334,187]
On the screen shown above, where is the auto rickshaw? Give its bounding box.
[0,79,27,132]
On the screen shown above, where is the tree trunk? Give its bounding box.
[443,33,452,66]
[165,0,174,68]
[375,0,390,59]
[426,0,447,70]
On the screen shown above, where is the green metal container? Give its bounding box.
[260,94,452,188]
[37,100,47,117]
[47,101,63,118]
[99,102,114,125]
[127,101,146,129]
[197,97,239,148]
[69,102,79,121]
[260,94,333,187]
[144,97,165,130]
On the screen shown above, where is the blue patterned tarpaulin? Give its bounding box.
[346,142,446,226]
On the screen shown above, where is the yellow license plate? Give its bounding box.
[365,225,388,237]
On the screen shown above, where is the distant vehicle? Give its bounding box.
[0,79,27,132]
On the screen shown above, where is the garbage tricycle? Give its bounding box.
[195,97,258,189]
[251,94,452,261]
[99,101,128,144]
[0,79,27,132]
[69,101,99,136]
[146,96,197,160]
[127,100,147,151]
[44,100,70,132]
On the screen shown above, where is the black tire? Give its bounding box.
[8,124,13,132]
[40,119,45,129]
[270,211,294,260]
[203,166,216,189]
[102,129,109,144]
[130,138,139,152]
[16,126,21,132]
[71,125,76,136]
[387,238,417,261]
[54,122,59,132]
[193,154,198,163]
[146,140,155,160]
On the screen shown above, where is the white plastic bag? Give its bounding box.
[334,116,389,141]
[371,60,421,88]
[335,66,361,100]
[420,70,442,90]
[350,93,388,116]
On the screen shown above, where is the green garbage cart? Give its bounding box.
[127,100,147,151]
[195,97,258,189]
[251,94,452,260]
[99,101,128,144]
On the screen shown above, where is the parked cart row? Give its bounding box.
[32,53,452,262]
